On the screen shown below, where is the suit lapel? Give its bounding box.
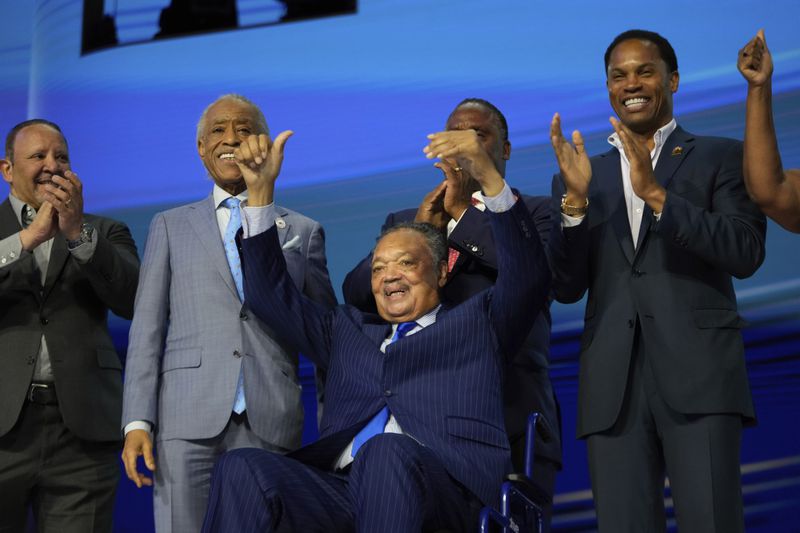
[654,126,694,191]
[632,127,695,258]
[0,199,39,296]
[362,321,392,347]
[0,199,21,239]
[273,205,291,247]
[41,235,69,299]
[595,150,635,264]
[188,195,239,298]
[0,199,59,300]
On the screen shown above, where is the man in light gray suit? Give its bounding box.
[121,94,337,532]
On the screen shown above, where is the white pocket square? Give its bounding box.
[282,235,302,251]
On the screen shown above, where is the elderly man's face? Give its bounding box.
[1,124,70,209]
[197,99,264,193]
[371,229,447,324]
[606,39,678,136]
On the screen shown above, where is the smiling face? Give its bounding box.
[371,229,447,323]
[445,104,511,178]
[606,38,679,138]
[1,123,70,209]
[197,98,265,195]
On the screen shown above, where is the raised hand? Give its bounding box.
[550,113,591,203]
[738,29,773,87]
[414,179,448,230]
[42,171,84,241]
[423,130,503,196]
[19,201,58,251]
[609,117,665,212]
[235,130,293,206]
[439,159,474,221]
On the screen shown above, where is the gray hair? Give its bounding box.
[376,222,448,266]
[196,94,269,143]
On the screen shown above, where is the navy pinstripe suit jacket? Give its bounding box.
[241,199,550,507]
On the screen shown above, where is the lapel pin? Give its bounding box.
[671,146,683,156]
[275,218,286,229]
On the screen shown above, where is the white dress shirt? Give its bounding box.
[562,119,677,247]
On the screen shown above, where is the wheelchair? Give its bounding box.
[478,412,551,533]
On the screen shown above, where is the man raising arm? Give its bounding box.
[200,126,551,532]
[738,29,800,232]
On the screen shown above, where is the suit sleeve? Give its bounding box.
[74,218,140,319]
[243,226,335,370]
[342,211,400,313]
[548,174,591,303]
[0,233,25,274]
[656,142,766,279]
[489,199,551,360]
[301,221,337,309]
[449,196,552,272]
[0,235,36,287]
[122,213,171,427]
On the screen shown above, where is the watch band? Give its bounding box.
[560,194,588,217]
[67,223,94,249]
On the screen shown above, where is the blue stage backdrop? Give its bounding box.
[1,1,799,531]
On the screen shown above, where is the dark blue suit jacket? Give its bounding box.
[241,199,550,506]
[341,195,561,466]
[549,126,767,438]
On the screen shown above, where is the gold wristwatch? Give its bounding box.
[560,194,588,216]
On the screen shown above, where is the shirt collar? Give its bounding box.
[213,184,248,209]
[389,304,442,337]
[607,118,678,155]
[8,193,29,226]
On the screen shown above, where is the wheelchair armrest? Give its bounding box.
[505,473,551,506]
[478,506,511,532]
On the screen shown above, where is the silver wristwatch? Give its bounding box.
[67,223,95,249]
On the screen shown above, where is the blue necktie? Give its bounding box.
[350,321,417,458]
[222,197,244,301]
[223,197,246,414]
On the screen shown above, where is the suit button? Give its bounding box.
[239,312,248,321]
[233,350,242,358]
[632,269,643,277]
[40,317,49,325]
[384,390,392,397]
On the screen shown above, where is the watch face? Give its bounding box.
[68,224,94,247]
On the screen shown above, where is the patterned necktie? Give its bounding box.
[350,321,418,458]
[21,205,35,228]
[222,197,244,301]
[222,197,247,414]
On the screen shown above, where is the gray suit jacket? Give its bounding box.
[121,194,336,447]
[0,197,140,442]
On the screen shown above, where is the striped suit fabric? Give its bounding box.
[203,198,551,531]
